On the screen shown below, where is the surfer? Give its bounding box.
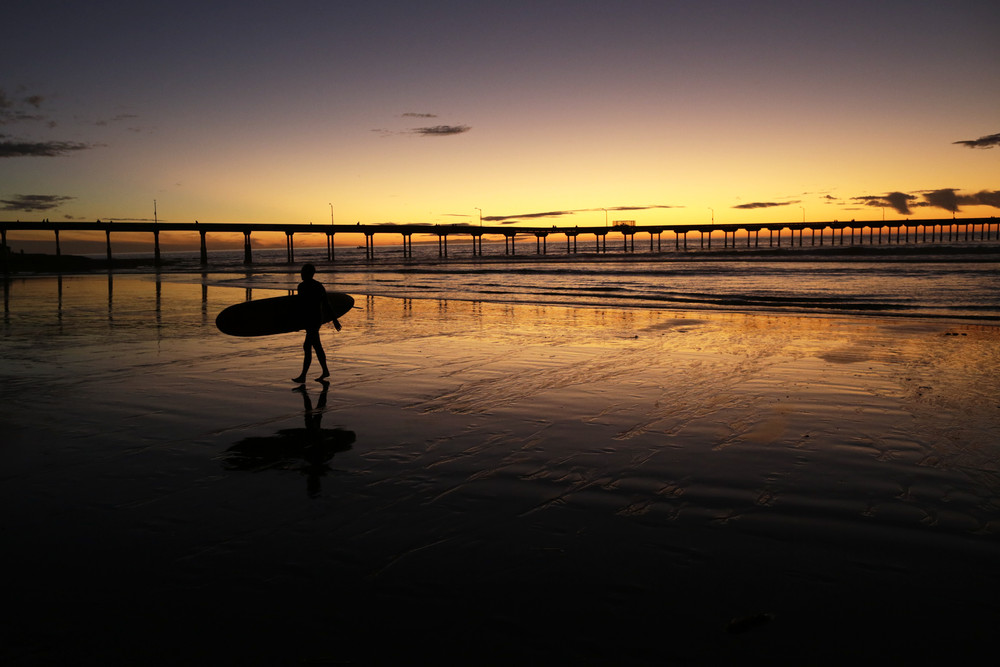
[292,263,338,383]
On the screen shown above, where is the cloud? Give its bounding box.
[918,188,1000,212]
[374,113,469,137]
[3,88,136,154]
[953,132,1000,149]
[95,113,139,127]
[0,88,48,125]
[0,138,96,157]
[373,123,471,138]
[884,192,915,215]
[411,124,471,136]
[478,205,678,224]
[851,189,1000,214]
[1,193,75,212]
[1,88,107,156]
[852,192,916,215]
[483,210,574,223]
[607,205,679,212]
[921,188,961,213]
[970,190,1000,208]
[732,201,795,210]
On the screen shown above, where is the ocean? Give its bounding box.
[73,238,1000,322]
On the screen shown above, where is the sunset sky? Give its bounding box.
[3,0,998,246]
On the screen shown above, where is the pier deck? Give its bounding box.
[2,218,997,267]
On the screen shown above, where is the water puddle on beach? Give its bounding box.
[3,274,1000,664]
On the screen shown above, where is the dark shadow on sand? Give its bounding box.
[220,381,356,497]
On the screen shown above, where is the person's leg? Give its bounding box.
[292,331,315,383]
[314,338,329,379]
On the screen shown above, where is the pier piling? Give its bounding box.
[2,217,997,268]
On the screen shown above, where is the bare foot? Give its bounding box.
[292,375,306,383]
[316,370,330,381]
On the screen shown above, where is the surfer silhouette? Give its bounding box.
[292,263,337,383]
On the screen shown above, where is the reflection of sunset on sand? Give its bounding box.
[2,274,999,663]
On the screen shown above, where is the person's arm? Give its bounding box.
[319,287,334,320]
[317,285,341,330]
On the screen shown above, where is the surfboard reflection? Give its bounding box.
[221,380,356,498]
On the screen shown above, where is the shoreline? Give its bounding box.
[6,267,1000,326]
[3,239,1000,274]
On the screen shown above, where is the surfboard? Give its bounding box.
[216,292,355,337]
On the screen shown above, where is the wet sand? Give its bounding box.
[2,274,999,665]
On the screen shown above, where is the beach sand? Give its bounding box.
[2,274,999,665]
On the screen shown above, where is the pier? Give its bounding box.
[2,217,998,268]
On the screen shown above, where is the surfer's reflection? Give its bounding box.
[221,380,355,498]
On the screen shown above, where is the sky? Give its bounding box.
[2,0,999,249]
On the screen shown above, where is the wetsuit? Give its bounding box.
[297,277,328,330]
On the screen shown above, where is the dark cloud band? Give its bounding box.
[481,205,678,224]
[732,201,789,210]
[953,132,1000,149]
[1,193,75,211]
[854,189,999,215]
[0,139,95,157]
[412,125,470,136]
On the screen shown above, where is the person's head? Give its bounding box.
[301,263,316,280]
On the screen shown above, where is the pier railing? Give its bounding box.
[2,218,997,267]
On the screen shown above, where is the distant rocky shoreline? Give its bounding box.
[0,250,175,273]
